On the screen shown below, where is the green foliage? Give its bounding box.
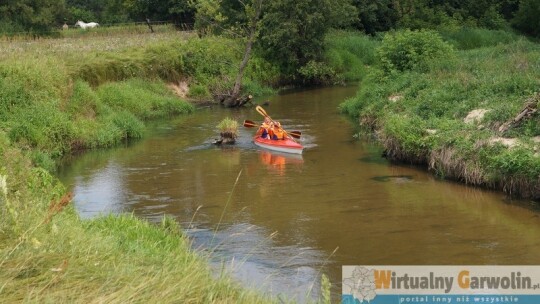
[68,35,278,100]
[438,27,520,50]
[349,0,535,37]
[180,36,239,96]
[512,0,540,37]
[324,30,380,82]
[488,148,540,179]
[65,0,194,25]
[342,35,540,197]
[109,110,145,139]
[377,29,455,73]
[244,56,281,87]
[320,274,331,304]
[0,46,194,160]
[0,0,67,35]
[240,79,276,97]
[352,0,398,34]
[298,61,340,85]
[478,6,509,30]
[325,30,379,65]
[258,0,358,79]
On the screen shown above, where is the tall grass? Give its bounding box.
[341,31,540,198]
[0,146,272,302]
[438,26,521,50]
[323,30,380,82]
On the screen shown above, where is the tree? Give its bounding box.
[513,0,540,37]
[168,0,196,24]
[194,0,263,107]
[352,0,398,34]
[0,0,67,34]
[222,0,263,107]
[258,0,357,78]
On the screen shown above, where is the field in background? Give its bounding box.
[0,24,193,61]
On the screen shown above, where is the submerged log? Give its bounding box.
[213,132,237,145]
[219,94,253,108]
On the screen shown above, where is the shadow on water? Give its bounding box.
[370,175,414,183]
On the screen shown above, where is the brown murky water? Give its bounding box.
[58,86,540,302]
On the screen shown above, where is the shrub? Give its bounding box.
[377,29,455,73]
[298,61,341,85]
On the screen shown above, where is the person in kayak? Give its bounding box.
[256,117,272,139]
[271,122,285,140]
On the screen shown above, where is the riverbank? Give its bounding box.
[0,143,271,302]
[0,29,279,302]
[341,28,540,199]
[0,44,271,304]
[0,29,366,302]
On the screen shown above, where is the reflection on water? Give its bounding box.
[259,151,303,176]
[188,223,324,303]
[57,86,540,302]
[71,161,127,218]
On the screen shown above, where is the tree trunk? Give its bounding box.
[224,0,263,107]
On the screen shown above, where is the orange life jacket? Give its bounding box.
[256,122,271,137]
[273,127,285,140]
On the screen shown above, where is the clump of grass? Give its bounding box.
[217,117,239,139]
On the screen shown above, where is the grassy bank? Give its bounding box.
[0,30,280,302]
[0,28,366,302]
[341,28,540,199]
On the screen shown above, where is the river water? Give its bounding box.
[57,85,540,302]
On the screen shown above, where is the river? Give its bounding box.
[57,85,540,302]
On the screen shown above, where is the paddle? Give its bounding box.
[243,119,258,128]
[243,119,302,139]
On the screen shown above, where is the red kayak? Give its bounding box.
[253,136,304,154]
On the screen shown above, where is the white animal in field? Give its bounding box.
[74,20,99,29]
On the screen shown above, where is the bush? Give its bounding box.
[377,29,455,73]
[512,0,540,38]
[298,61,341,85]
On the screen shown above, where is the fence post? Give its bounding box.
[146,18,154,33]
